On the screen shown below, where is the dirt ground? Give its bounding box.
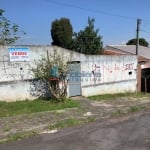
[0,96,150,143]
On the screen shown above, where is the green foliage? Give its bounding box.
[126,38,149,47]
[49,118,80,130]
[32,49,71,101]
[0,131,37,144]
[0,9,25,45]
[49,117,96,130]
[33,50,68,80]
[50,17,103,54]
[51,18,73,49]
[129,106,140,112]
[73,17,103,54]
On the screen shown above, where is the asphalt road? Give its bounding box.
[1,111,150,150]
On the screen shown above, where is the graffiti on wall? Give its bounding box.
[29,79,50,98]
[81,61,136,86]
[102,63,134,73]
[68,60,136,87]
[0,55,33,82]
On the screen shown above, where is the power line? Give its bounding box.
[141,29,150,34]
[140,19,150,24]
[47,0,150,39]
[47,0,140,21]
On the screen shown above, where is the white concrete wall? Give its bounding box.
[0,45,79,101]
[0,81,32,101]
[80,55,137,96]
[0,45,138,101]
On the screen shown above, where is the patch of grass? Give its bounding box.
[111,109,125,117]
[3,126,11,132]
[128,105,148,113]
[49,117,96,130]
[0,130,37,144]
[0,99,80,118]
[111,105,149,117]
[49,118,80,129]
[88,92,150,101]
[129,106,140,112]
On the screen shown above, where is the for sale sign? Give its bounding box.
[8,47,29,62]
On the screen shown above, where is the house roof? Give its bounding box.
[106,45,150,60]
[103,49,125,55]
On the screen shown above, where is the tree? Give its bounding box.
[0,9,25,45]
[126,38,149,47]
[32,49,71,102]
[51,18,73,49]
[73,17,103,54]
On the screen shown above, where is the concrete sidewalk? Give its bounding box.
[0,96,150,142]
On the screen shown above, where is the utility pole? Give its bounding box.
[136,18,141,55]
